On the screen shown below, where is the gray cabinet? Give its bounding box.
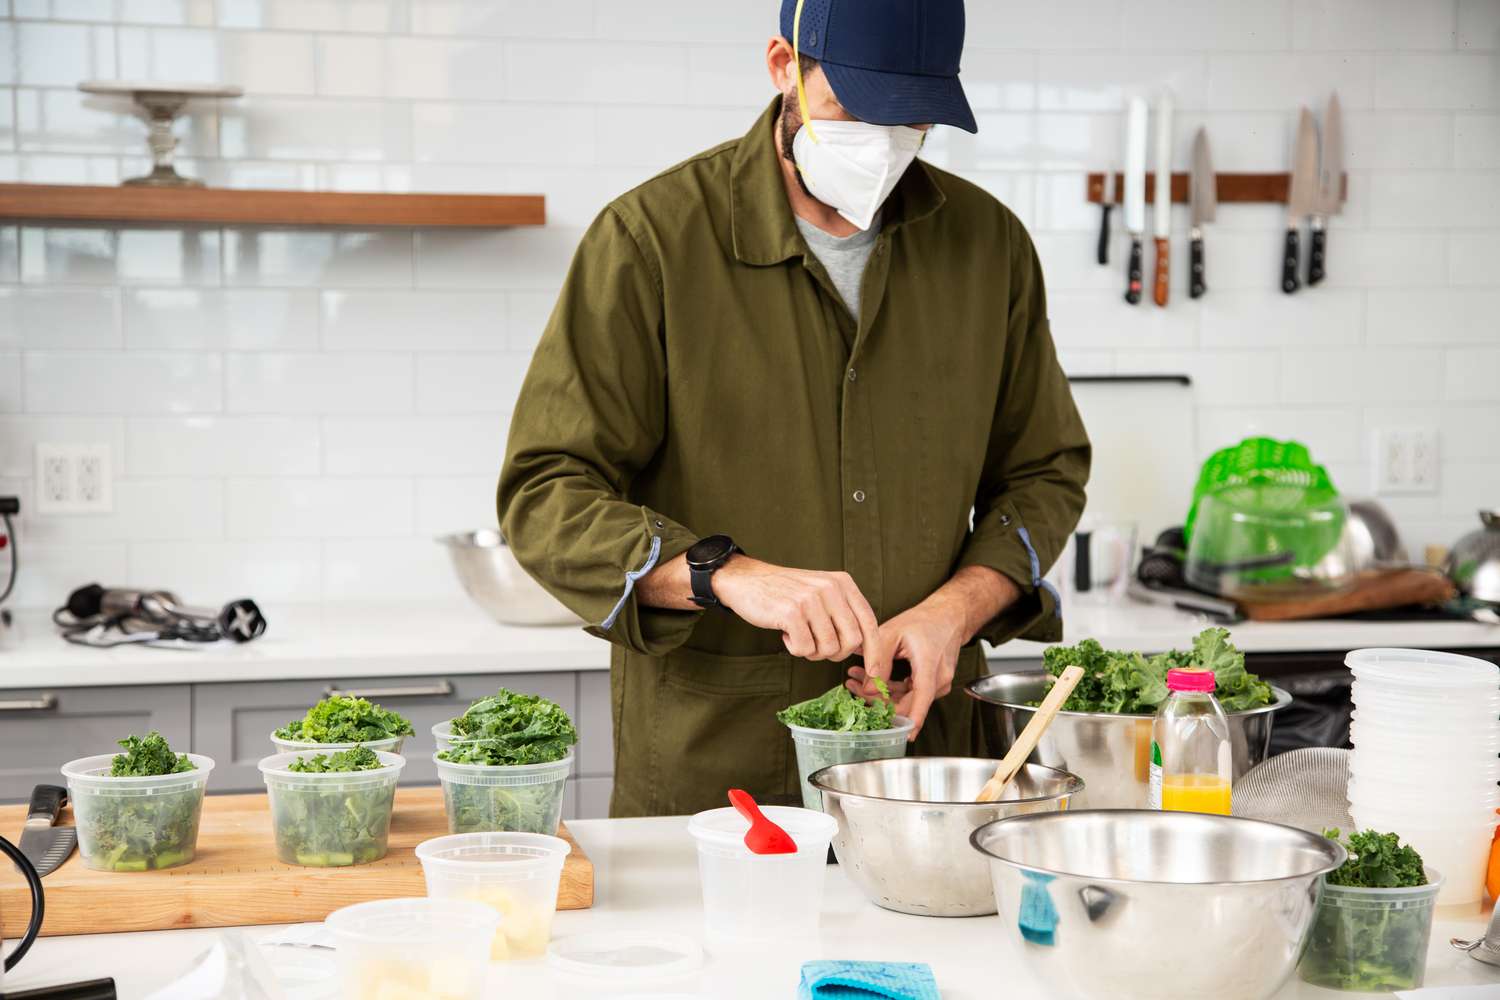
[193,673,576,793]
[575,670,613,778]
[0,685,191,803]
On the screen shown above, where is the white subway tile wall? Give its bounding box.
[0,0,1496,606]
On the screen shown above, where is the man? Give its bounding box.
[499,0,1090,817]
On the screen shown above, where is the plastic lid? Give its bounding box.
[1345,648,1500,690]
[546,931,702,983]
[1167,668,1216,692]
[686,805,837,851]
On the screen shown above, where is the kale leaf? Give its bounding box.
[441,779,568,836]
[77,731,201,871]
[1299,829,1433,991]
[286,746,384,773]
[776,682,896,732]
[110,730,195,776]
[274,695,414,744]
[438,688,578,766]
[1038,628,1273,714]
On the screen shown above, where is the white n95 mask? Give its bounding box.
[791,120,925,231]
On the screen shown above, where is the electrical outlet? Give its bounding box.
[34,443,114,514]
[1371,427,1439,495]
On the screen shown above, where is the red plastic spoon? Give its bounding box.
[727,788,797,855]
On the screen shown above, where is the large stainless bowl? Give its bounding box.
[436,529,582,627]
[967,672,1291,809]
[809,757,1083,917]
[971,810,1345,1000]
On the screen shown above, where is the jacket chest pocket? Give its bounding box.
[652,649,793,815]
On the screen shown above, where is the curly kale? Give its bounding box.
[274,695,413,744]
[78,731,201,872]
[441,779,568,836]
[777,678,895,732]
[438,689,577,766]
[1299,829,1433,992]
[1039,628,1273,714]
[271,758,396,867]
[111,730,195,776]
[286,746,383,773]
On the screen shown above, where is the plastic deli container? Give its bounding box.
[786,717,915,811]
[1347,648,1500,690]
[325,898,498,1000]
[1298,869,1444,992]
[688,805,838,941]
[434,749,572,835]
[269,730,405,756]
[259,751,405,867]
[417,831,570,961]
[62,753,214,872]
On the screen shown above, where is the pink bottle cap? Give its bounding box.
[1167,668,1216,692]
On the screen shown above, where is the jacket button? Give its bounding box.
[1000,514,1011,526]
[852,490,866,503]
[847,368,857,382]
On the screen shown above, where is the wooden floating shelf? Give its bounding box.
[0,183,546,228]
[1086,172,1348,205]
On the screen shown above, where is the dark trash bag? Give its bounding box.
[1269,669,1352,754]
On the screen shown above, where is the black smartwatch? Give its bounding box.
[686,534,739,609]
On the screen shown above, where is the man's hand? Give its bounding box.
[714,556,888,668]
[848,565,1021,738]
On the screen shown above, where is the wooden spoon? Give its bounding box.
[975,665,1086,803]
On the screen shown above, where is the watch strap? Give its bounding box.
[689,564,719,608]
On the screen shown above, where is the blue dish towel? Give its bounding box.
[798,961,941,1000]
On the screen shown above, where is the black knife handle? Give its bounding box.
[28,783,67,821]
[1282,228,1300,294]
[1,978,117,1000]
[1124,236,1143,304]
[1097,204,1113,265]
[1308,225,1327,286]
[1190,236,1206,299]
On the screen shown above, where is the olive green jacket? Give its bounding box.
[499,100,1090,817]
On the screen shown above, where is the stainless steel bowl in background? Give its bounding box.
[436,529,582,627]
[809,757,1083,917]
[971,810,1345,1000]
[966,672,1291,809]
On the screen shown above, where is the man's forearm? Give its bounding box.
[635,552,697,610]
[921,564,1022,644]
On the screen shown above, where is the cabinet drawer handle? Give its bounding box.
[323,682,454,700]
[0,695,58,712]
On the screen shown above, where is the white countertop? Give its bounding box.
[6,816,1500,1000]
[1,600,1496,690]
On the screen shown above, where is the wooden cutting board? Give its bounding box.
[1238,568,1456,621]
[0,786,593,938]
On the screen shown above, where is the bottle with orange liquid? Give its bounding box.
[1149,667,1232,815]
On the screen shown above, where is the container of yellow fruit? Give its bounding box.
[415,831,570,961]
[325,897,498,1000]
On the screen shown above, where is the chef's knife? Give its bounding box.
[1151,93,1174,307]
[1309,91,1343,286]
[1096,167,1117,266]
[1284,107,1319,294]
[19,783,76,877]
[1122,97,1148,305]
[1189,127,1216,299]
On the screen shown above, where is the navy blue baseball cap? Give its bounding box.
[779,0,978,134]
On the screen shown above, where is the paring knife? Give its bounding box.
[1309,92,1343,286]
[1151,92,1174,308]
[1122,97,1148,305]
[1096,167,1117,266]
[1189,127,1216,299]
[19,783,76,877]
[1284,107,1319,294]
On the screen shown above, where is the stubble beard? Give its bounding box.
[778,93,816,200]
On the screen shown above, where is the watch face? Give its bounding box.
[687,534,734,569]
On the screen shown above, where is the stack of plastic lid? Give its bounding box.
[1346,648,1500,904]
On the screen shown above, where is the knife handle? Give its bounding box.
[1308,222,1326,286]
[1124,237,1143,305]
[1152,237,1170,307]
[1190,236,1206,299]
[28,783,67,821]
[1097,204,1113,265]
[1282,228,1301,294]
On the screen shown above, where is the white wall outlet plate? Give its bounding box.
[1371,427,1439,496]
[34,443,114,514]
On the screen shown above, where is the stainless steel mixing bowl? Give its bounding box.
[971,810,1346,1000]
[967,672,1291,809]
[809,757,1083,917]
[436,529,582,627]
